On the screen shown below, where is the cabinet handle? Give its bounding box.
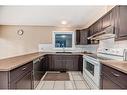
[111,72,120,77]
[22,67,26,71]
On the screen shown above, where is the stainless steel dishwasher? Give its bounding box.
[33,57,46,88]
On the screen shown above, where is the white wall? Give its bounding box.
[0,25,76,59]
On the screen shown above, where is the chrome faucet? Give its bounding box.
[63,47,65,52]
[123,49,127,61]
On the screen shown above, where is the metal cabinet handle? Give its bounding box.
[22,67,26,71]
[111,72,120,77]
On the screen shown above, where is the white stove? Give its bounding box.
[83,48,126,89]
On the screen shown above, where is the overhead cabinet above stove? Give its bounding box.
[83,5,127,42]
[75,6,127,45]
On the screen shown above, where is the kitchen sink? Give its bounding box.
[56,52,72,53]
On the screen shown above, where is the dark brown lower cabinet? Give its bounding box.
[101,73,121,89]
[10,71,33,89]
[0,62,33,89]
[101,64,127,89]
[48,54,82,71]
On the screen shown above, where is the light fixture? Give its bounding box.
[61,20,67,25]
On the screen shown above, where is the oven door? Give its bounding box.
[83,56,100,88]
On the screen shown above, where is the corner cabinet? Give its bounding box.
[75,29,90,45]
[101,64,127,89]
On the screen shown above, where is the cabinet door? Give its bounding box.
[65,55,74,71]
[102,12,111,29]
[80,29,88,45]
[78,55,83,72]
[52,55,63,70]
[110,7,118,35]
[89,26,94,36]
[54,60,63,70]
[75,30,80,45]
[10,71,33,89]
[73,56,79,71]
[117,6,127,40]
[48,55,54,70]
[101,73,121,89]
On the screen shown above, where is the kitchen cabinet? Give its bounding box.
[93,19,102,34]
[101,64,127,89]
[116,6,127,40]
[89,26,94,36]
[48,54,82,71]
[65,55,76,71]
[52,55,63,71]
[0,61,33,89]
[87,5,127,41]
[75,30,80,45]
[10,71,33,89]
[102,12,111,29]
[75,29,90,45]
[48,54,54,70]
[80,29,89,45]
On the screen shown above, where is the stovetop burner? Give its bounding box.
[87,54,113,60]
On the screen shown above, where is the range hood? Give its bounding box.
[88,26,116,40]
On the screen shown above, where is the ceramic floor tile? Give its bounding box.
[65,81,75,90]
[74,81,89,90]
[41,81,54,90]
[53,81,65,90]
[36,71,90,90]
[72,75,84,81]
[35,81,45,90]
[71,71,80,75]
[78,72,82,75]
[68,72,73,81]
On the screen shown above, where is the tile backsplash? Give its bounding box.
[39,38,127,54]
[98,38,127,56]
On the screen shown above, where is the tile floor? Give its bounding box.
[35,71,90,90]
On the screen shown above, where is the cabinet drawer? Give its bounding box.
[10,62,33,82]
[102,65,127,88]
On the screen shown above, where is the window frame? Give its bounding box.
[52,31,75,50]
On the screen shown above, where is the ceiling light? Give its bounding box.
[61,20,67,25]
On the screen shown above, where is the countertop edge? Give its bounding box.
[100,61,127,74]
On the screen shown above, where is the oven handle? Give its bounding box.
[83,58,100,65]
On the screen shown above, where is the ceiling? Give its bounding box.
[0,6,105,28]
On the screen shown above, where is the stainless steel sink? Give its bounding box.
[56,52,72,53]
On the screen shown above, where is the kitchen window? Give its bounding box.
[52,31,74,49]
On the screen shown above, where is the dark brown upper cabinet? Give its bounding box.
[75,30,80,45]
[102,12,111,29]
[87,5,127,41]
[116,6,127,40]
[75,29,89,45]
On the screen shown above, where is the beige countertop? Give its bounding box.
[0,52,45,71]
[0,52,83,71]
[100,60,127,74]
[1,51,127,74]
